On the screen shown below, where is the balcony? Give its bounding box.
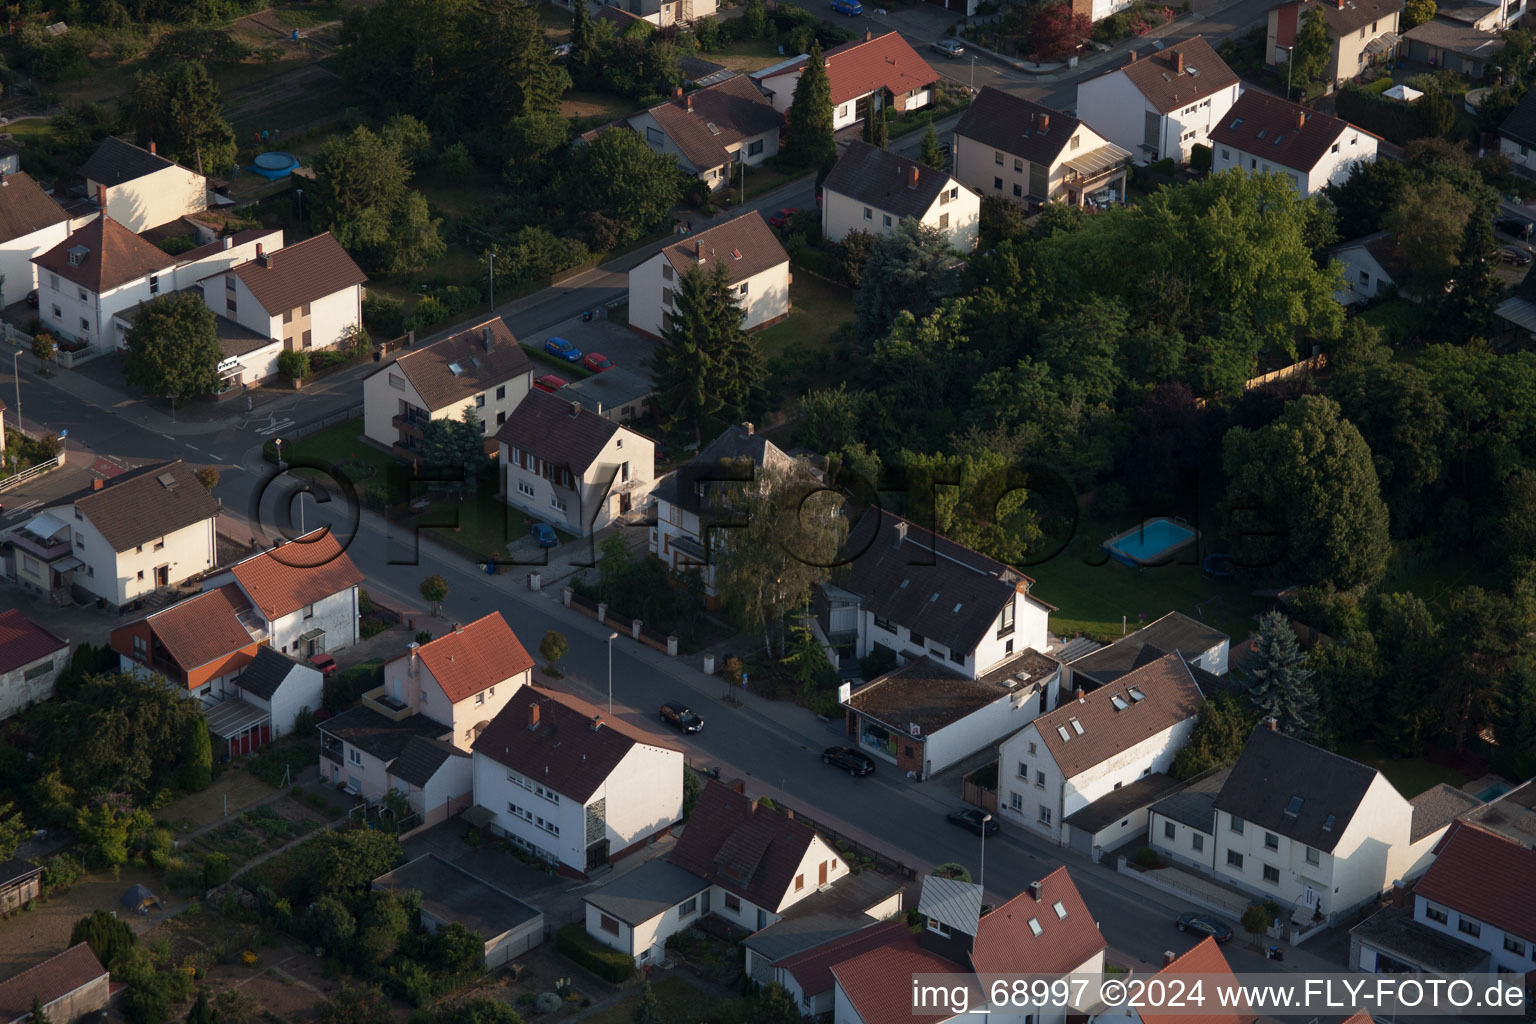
[362,685,413,721]
[320,744,343,766]
[392,412,429,436]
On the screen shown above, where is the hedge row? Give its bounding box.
[1334,86,1424,146]
[554,923,634,983]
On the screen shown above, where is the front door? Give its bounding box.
[855,95,870,126]
[818,861,828,885]
[154,565,169,587]
[586,840,610,870]
[619,493,631,515]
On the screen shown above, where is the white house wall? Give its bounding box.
[1500,136,1536,172]
[501,428,654,536]
[924,684,1047,777]
[1077,75,1240,165]
[1149,811,1217,872]
[1413,895,1531,974]
[1329,247,1393,305]
[258,664,322,736]
[94,163,206,234]
[0,647,67,721]
[1062,718,1199,830]
[53,509,216,605]
[303,286,365,351]
[776,834,849,912]
[820,184,979,251]
[471,750,584,865]
[0,221,70,303]
[364,365,431,448]
[1210,130,1374,198]
[595,741,685,853]
[1000,723,1064,838]
[171,230,283,292]
[628,252,789,339]
[40,266,159,351]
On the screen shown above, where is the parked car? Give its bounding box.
[1175,912,1234,942]
[1501,246,1533,266]
[533,373,568,393]
[25,290,38,308]
[822,746,876,776]
[551,42,572,57]
[582,352,615,372]
[544,336,582,362]
[1496,216,1535,241]
[308,652,338,677]
[830,0,863,14]
[946,808,1000,835]
[767,207,800,229]
[659,701,704,732]
[932,38,965,57]
[530,522,558,548]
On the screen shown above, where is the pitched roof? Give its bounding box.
[1501,83,1536,147]
[176,227,272,267]
[318,705,450,762]
[658,210,788,284]
[1035,652,1203,778]
[33,215,177,293]
[584,858,712,926]
[1276,0,1403,37]
[971,867,1107,975]
[0,172,69,244]
[646,75,782,172]
[1408,782,1481,842]
[1113,37,1239,114]
[230,232,366,316]
[760,32,938,107]
[651,422,798,515]
[840,509,1046,659]
[1141,936,1255,1024]
[775,919,910,998]
[406,613,533,703]
[388,735,468,788]
[474,685,677,802]
[236,646,308,701]
[390,317,532,412]
[0,944,106,1024]
[493,387,625,474]
[1208,89,1361,174]
[824,140,956,220]
[80,136,180,186]
[1400,16,1502,58]
[228,528,364,621]
[1151,766,1232,833]
[56,459,218,552]
[1215,725,1382,852]
[668,781,826,909]
[845,655,1038,736]
[1061,771,1185,833]
[1069,611,1229,687]
[142,585,258,673]
[954,87,1085,167]
[917,874,984,934]
[1415,821,1536,944]
[0,608,68,675]
[0,857,41,887]
[830,931,970,1024]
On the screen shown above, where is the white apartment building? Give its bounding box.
[628,211,790,339]
[1076,37,1242,165]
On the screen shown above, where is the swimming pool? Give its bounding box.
[1478,782,1510,802]
[1104,517,1199,567]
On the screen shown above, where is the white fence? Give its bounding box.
[0,452,63,494]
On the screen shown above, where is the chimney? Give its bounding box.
[453,622,463,634]
[1163,950,1177,966]
[865,28,872,40]
[1028,881,1042,901]
[674,86,684,99]
[1390,880,1408,908]
[222,236,232,250]
[696,239,704,263]
[407,641,420,674]
[148,140,156,155]
[1129,49,1138,61]
[96,185,106,209]
[1040,113,1050,131]
[1266,716,1278,731]
[742,421,753,434]
[1174,50,1185,73]
[686,94,693,111]
[570,400,581,418]
[908,165,919,188]
[92,477,105,491]
[893,520,908,547]
[482,326,494,352]
[528,703,541,729]
[1075,687,1085,702]
[784,808,794,820]
[590,714,603,732]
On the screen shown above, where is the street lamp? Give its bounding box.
[1285,44,1295,99]
[274,437,284,470]
[970,54,978,92]
[979,812,993,893]
[10,348,19,434]
[606,631,619,713]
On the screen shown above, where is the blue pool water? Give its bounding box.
[1107,518,1196,563]
[1478,783,1510,802]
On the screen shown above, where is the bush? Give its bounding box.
[277,350,310,381]
[159,236,197,255]
[41,852,85,894]
[363,295,406,338]
[204,852,232,889]
[325,663,381,714]
[1133,846,1161,868]
[1335,85,1425,145]
[554,923,633,982]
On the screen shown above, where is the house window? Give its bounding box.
[740,282,749,295]
[1013,184,1023,197]
[1459,918,1482,938]
[909,629,925,647]
[1359,270,1370,285]
[994,177,1003,190]
[1038,805,1051,825]
[1424,905,1449,924]
[137,570,144,580]
[226,276,236,291]
[149,275,160,294]
[600,914,620,935]
[724,894,740,912]
[1070,135,1080,150]
[78,288,87,301]
[551,496,568,512]
[872,615,897,634]
[303,603,314,619]
[1305,846,1319,866]
[302,303,311,317]
[948,648,963,665]
[1221,148,1230,160]
[227,299,237,314]
[1264,832,1279,850]
[882,214,892,228]
[1191,833,1204,852]
[662,264,674,281]
[1226,849,1243,869]
[928,918,951,937]
[284,310,294,324]
[348,749,362,766]
[475,691,485,705]
[1331,142,1340,154]
[939,213,949,229]
[476,394,486,408]
[1014,157,1024,172]
[1010,791,1023,810]
[1027,741,1036,756]
[1262,864,1280,885]
[52,306,61,320]
[863,207,873,221]
[497,386,506,400]
[795,874,804,891]
[49,273,58,290]
[680,897,698,916]
[154,540,164,551]
[81,318,90,332]
[995,150,1004,165]
[1230,815,1244,834]
[518,480,535,498]
[1035,770,1045,788]
[1164,821,1176,840]
[748,139,764,156]
[1504,937,1526,956]
[1017,761,1028,779]
[302,330,312,348]
[999,602,1015,637]
[662,287,674,307]
[497,411,506,426]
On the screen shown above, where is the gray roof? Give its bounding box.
[955,87,1084,168]
[1502,85,1536,148]
[917,874,982,935]
[0,857,41,886]
[1350,904,1488,973]
[1061,772,1184,834]
[565,366,654,416]
[1402,16,1502,59]
[583,857,709,926]
[1215,726,1380,853]
[1150,766,1232,833]
[48,459,218,553]
[238,646,303,701]
[1409,783,1482,842]
[1068,612,1228,687]
[374,853,540,940]
[389,736,467,789]
[319,706,448,763]
[824,140,954,221]
[81,136,180,186]
[650,423,797,516]
[741,869,904,961]
[493,387,624,474]
[1052,636,1102,664]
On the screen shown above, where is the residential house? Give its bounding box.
[626,76,782,190]
[201,528,364,658]
[589,0,718,30]
[0,858,42,915]
[224,647,323,740]
[1352,783,1536,982]
[33,215,177,351]
[1209,90,1378,196]
[953,87,1132,208]
[319,706,454,801]
[1327,231,1404,304]
[997,651,1205,850]
[473,686,683,874]
[10,460,218,607]
[373,855,543,969]
[0,944,109,1024]
[768,920,910,1017]
[362,317,532,457]
[1091,936,1255,1024]
[198,233,367,357]
[495,389,656,536]
[564,367,653,424]
[385,738,472,830]
[628,211,790,339]
[1265,0,1403,87]
[1401,16,1501,78]
[583,781,900,964]
[820,141,980,250]
[0,172,71,303]
[1153,723,1461,931]
[0,609,69,721]
[0,143,20,177]
[1496,263,1536,339]
[1075,37,1242,165]
[113,298,287,390]
[1064,612,1230,693]
[80,136,207,232]
[751,32,937,130]
[1498,84,1536,172]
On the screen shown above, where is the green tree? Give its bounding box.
[1490,662,1536,781]
[122,292,222,402]
[1436,585,1534,753]
[380,113,432,168]
[538,630,568,673]
[277,350,310,381]
[429,999,520,1024]
[1171,694,1253,779]
[683,768,703,817]
[780,605,834,699]
[1329,362,1448,536]
[792,384,868,452]
[306,895,357,954]
[186,988,215,1024]
[1286,7,1330,95]
[213,991,257,1024]
[895,449,1041,565]
[314,985,393,1024]
[356,891,411,965]
[752,984,802,1024]
[195,466,220,490]
[202,851,231,890]
[632,982,661,1024]
[74,804,153,868]
[741,0,767,37]
[1500,468,1536,563]
[180,716,212,792]
[120,61,236,174]
[918,123,944,169]
[1219,395,1392,591]
[1418,88,1456,138]
[70,910,136,971]
[570,0,597,84]
[31,332,55,376]
[28,997,52,1024]
[1322,157,1414,238]
[419,574,449,615]
[651,260,764,443]
[0,802,26,862]
[1240,904,1270,944]
[1404,0,1436,26]
[562,128,683,242]
[782,42,835,170]
[311,126,443,275]
[1246,612,1321,739]
[855,218,963,344]
[421,406,488,489]
[1440,189,1501,340]
[931,863,972,882]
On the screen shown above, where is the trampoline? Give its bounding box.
[249,151,299,180]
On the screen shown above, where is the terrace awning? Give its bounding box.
[298,627,326,643]
[1364,30,1400,55]
[1064,142,1134,180]
[461,805,496,829]
[51,556,84,572]
[203,698,270,739]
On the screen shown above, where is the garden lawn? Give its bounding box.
[407,488,548,561]
[561,90,642,122]
[1360,299,1425,344]
[159,770,278,833]
[579,977,717,1024]
[1341,743,1473,798]
[756,271,854,362]
[707,37,792,73]
[281,420,401,486]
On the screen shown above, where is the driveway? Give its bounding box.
[521,307,653,378]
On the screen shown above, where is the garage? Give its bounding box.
[1060,773,1184,862]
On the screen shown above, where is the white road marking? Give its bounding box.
[209,454,225,461]
[185,444,200,451]
[162,434,174,440]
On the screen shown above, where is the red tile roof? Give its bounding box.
[0,609,68,675]
[1341,1014,1376,1024]
[1208,90,1363,175]
[971,866,1106,975]
[668,781,829,911]
[407,612,533,703]
[0,944,107,1023]
[1035,651,1204,778]
[1114,37,1238,114]
[830,932,972,1024]
[775,919,910,997]
[472,684,678,802]
[1415,821,1536,945]
[33,215,176,293]
[142,585,258,673]
[1140,937,1255,1024]
[228,528,365,621]
[760,32,938,108]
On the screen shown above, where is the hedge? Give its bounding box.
[1335,85,1423,145]
[554,923,634,982]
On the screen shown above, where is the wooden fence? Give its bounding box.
[961,778,998,814]
[1193,353,1328,409]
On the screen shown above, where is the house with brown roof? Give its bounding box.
[33,214,177,352]
[1401,13,1502,79]
[1209,89,1377,195]
[81,136,208,233]
[199,232,366,357]
[821,140,980,250]
[752,32,938,131]
[495,389,656,536]
[997,651,1205,849]
[0,944,109,1024]
[1092,936,1255,1024]
[473,685,683,876]
[623,76,782,190]
[1265,0,1404,87]
[1075,37,1242,165]
[0,172,71,303]
[954,87,1132,209]
[0,609,69,721]
[11,459,218,608]
[110,584,266,699]
[362,317,533,457]
[628,211,789,340]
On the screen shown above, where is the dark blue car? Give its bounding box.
[530,523,558,548]
[545,337,582,362]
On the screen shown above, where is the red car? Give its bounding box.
[767,207,800,229]
[309,652,338,678]
[534,373,569,393]
[582,352,615,372]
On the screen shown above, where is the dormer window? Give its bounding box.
[66,244,89,267]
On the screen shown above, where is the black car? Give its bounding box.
[25,290,37,308]
[947,808,1000,835]
[659,701,704,733]
[822,746,876,776]
[1176,912,1234,942]
[1496,216,1536,241]
[1502,245,1533,266]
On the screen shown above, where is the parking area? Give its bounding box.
[521,308,655,381]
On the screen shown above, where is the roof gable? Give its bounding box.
[954,87,1083,167]
[34,215,177,293]
[1415,821,1536,944]
[63,459,219,552]
[830,932,970,1024]
[775,919,910,999]
[493,388,626,473]
[823,140,955,221]
[0,944,106,1024]
[80,136,179,186]
[0,609,68,675]
[1283,0,1403,36]
[227,528,364,621]
[650,422,798,516]
[820,31,938,106]
[1114,36,1239,114]
[1035,652,1203,777]
[1141,936,1255,1024]
[646,75,782,171]
[668,781,827,909]
[389,736,467,789]
[1208,89,1358,173]
[391,317,531,412]
[1215,725,1384,852]
[970,867,1107,975]
[230,232,366,315]
[659,210,788,284]
[236,646,307,701]
[0,172,70,244]
[140,584,258,672]
[411,613,534,702]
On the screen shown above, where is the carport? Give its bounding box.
[374,854,544,969]
[204,698,271,759]
[1061,773,1184,861]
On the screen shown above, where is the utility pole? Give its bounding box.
[10,348,19,434]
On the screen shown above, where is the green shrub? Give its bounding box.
[41,852,85,894]
[554,923,633,982]
[363,295,406,338]
[277,350,310,381]
[159,236,197,255]
[1133,846,1161,868]
[204,852,233,889]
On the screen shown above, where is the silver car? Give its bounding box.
[932,38,965,57]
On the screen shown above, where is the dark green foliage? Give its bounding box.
[1335,85,1433,145]
[425,999,521,1024]
[560,129,682,245]
[1418,89,1456,138]
[555,923,634,982]
[633,982,661,1024]
[363,295,406,338]
[28,996,52,1024]
[315,985,394,1024]
[146,28,253,70]
[1490,664,1536,781]
[1439,186,1501,340]
[918,123,944,169]
[180,717,213,792]
[120,62,238,174]
[1172,694,1254,779]
[71,910,137,972]
[122,293,223,402]
[1245,612,1320,740]
[202,852,232,890]
[859,644,897,680]
[1285,7,1330,94]
[311,126,444,275]
[1329,361,1448,537]
[652,260,764,442]
[186,988,215,1024]
[683,768,704,818]
[277,350,311,381]
[0,803,26,862]
[782,42,835,169]
[421,407,489,489]
[855,219,962,344]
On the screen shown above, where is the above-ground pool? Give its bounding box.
[1104,517,1200,567]
[249,151,299,180]
[1478,782,1511,802]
